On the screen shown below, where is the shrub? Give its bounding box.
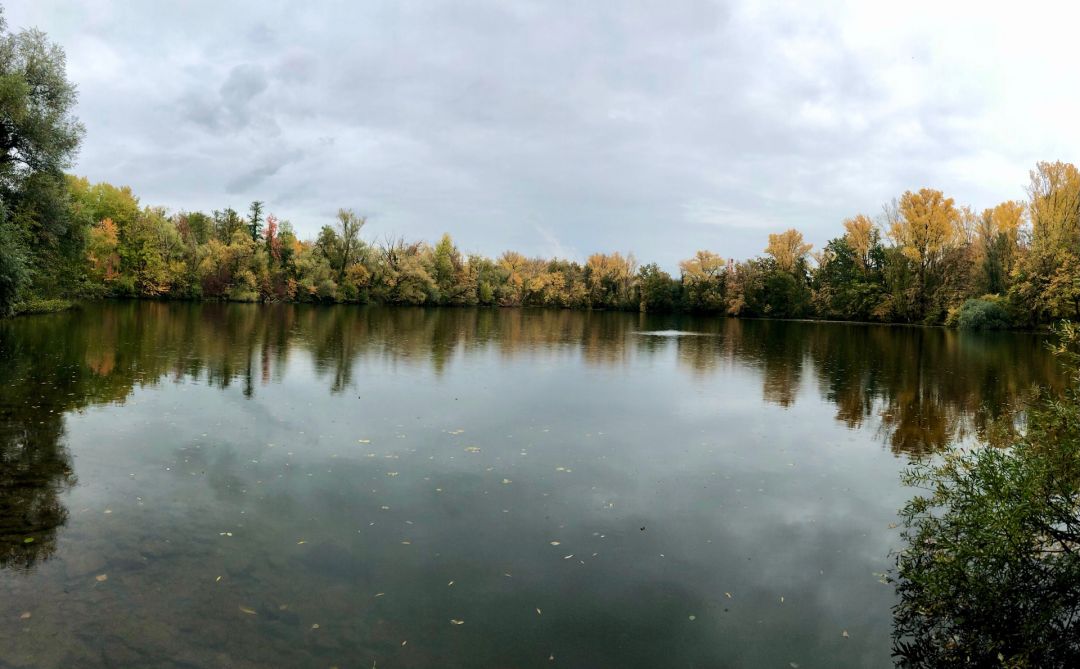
[12,298,74,315]
[891,321,1080,666]
[954,296,1012,330]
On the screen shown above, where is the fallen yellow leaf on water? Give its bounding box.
[549,541,561,546]
[448,581,455,586]
[464,446,481,453]
[450,619,464,625]
[375,593,385,597]
[297,540,307,545]
[725,592,732,598]
[502,478,512,484]
[95,574,108,582]
[312,623,320,629]
[536,608,542,616]
[842,630,850,638]
[358,439,371,443]
[387,472,399,477]
[239,606,257,615]
[19,612,31,620]
[688,615,696,621]
[401,640,407,646]
[215,576,222,582]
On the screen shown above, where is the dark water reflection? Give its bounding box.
[0,303,1060,667]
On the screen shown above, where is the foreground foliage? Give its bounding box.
[892,322,1080,667]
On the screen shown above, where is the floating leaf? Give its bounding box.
[842,630,849,638]
[536,608,542,616]
[450,619,464,625]
[549,541,561,546]
[95,574,108,582]
[239,606,257,615]
[19,612,31,620]
[22,537,33,544]
[502,478,512,484]
[464,446,481,453]
[688,615,696,621]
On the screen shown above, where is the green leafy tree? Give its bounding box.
[247,200,264,241]
[637,263,678,312]
[0,10,83,313]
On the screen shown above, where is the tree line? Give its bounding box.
[3,10,1080,329]
[12,163,1074,330]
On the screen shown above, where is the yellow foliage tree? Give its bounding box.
[765,228,812,273]
[842,214,876,271]
[86,218,120,283]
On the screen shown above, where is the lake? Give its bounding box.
[0,302,1061,668]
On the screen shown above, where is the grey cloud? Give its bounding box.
[5,0,1064,269]
[226,148,306,194]
[220,63,268,125]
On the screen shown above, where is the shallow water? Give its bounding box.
[0,302,1059,668]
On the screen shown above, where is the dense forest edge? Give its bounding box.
[1,15,1080,329]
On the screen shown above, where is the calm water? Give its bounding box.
[0,302,1060,668]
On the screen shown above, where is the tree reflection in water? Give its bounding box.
[0,303,1068,662]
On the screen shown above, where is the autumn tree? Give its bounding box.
[975,201,1024,296]
[842,215,877,272]
[86,218,120,284]
[584,252,635,308]
[679,250,727,312]
[890,188,960,319]
[1011,162,1080,321]
[765,228,812,274]
[335,209,365,281]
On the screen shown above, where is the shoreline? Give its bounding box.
[7,296,1049,333]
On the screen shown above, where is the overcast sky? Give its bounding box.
[7,1,1079,269]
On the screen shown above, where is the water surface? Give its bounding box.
[0,303,1059,668]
